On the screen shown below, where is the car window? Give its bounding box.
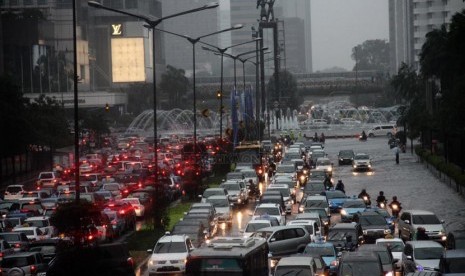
[295,228,305,237]
[414,247,443,260]
[6,187,22,193]
[245,223,270,232]
[2,255,36,267]
[0,234,20,242]
[154,241,187,253]
[283,229,297,240]
[272,230,284,241]
[412,215,440,224]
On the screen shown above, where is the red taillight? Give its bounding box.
[88,235,94,240]
[138,183,142,188]
[111,220,117,225]
[30,265,37,273]
[127,257,134,267]
[123,189,129,194]
[133,206,140,210]
[119,210,125,215]
[0,252,4,258]
[14,243,21,248]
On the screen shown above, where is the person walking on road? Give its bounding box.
[394,145,400,164]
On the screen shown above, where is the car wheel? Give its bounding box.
[7,267,25,276]
[369,133,374,138]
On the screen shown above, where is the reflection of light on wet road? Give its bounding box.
[236,211,242,230]
[352,172,359,176]
[220,222,226,231]
[136,221,143,231]
[352,171,375,176]
[259,182,264,194]
[366,171,375,176]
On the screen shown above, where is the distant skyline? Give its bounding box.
[311,0,389,72]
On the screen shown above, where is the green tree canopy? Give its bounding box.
[351,39,390,72]
[267,70,299,109]
[159,65,190,109]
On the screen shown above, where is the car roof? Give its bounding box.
[342,251,379,261]
[358,244,390,252]
[288,219,316,225]
[206,195,228,200]
[277,256,315,266]
[404,210,435,215]
[256,203,280,208]
[3,252,39,258]
[442,249,465,258]
[25,216,50,221]
[331,223,359,230]
[258,225,306,232]
[406,240,444,248]
[376,238,403,243]
[158,234,187,243]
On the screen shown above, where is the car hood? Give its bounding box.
[150,252,188,262]
[354,159,370,163]
[328,198,347,206]
[363,225,389,230]
[415,259,439,270]
[345,207,366,214]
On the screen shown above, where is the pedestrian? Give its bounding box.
[394,145,400,164]
[335,180,345,193]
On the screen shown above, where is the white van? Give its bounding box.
[367,124,397,137]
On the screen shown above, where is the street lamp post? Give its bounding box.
[155,25,243,159]
[200,38,261,139]
[88,1,219,228]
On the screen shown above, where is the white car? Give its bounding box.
[242,220,272,237]
[315,157,333,176]
[24,216,57,238]
[121,197,145,217]
[147,233,194,275]
[13,226,51,241]
[352,153,372,171]
[340,118,361,125]
[252,203,286,226]
[4,185,25,200]
[205,195,232,226]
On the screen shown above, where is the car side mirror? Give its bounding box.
[147,249,153,254]
[270,238,276,242]
[406,255,412,260]
[440,220,445,224]
[393,258,399,264]
[404,220,410,224]
[239,229,244,233]
[198,195,202,198]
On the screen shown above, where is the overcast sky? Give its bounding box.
[311,0,389,72]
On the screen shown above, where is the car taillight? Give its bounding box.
[14,243,21,248]
[133,206,140,210]
[127,257,134,267]
[0,252,4,258]
[111,220,117,225]
[119,210,126,214]
[88,235,94,240]
[30,265,37,274]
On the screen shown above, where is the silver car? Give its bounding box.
[252,225,312,256]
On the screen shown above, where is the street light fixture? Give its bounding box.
[199,38,262,139]
[88,1,219,226]
[156,24,243,159]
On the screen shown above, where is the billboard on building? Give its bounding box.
[111,37,145,82]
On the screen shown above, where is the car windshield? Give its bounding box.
[339,151,354,157]
[14,230,35,236]
[245,222,270,232]
[306,184,325,191]
[412,215,441,224]
[254,207,280,216]
[414,247,443,259]
[2,256,35,268]
[29,245,56,254]
[317,160,331,166]
[354,154,369,160]
[340,262,381,276]
[220,184,241,191]
[0,234,20,242]
[39,173,53,179]
[103,184,120,191]
[305,201,329,208]
[305,209,326,218]
[326,191,347,199]
[277,166,295,173]
[154,241,187,253]
[343,201,365,208]
[7,187,22,193]
[304,246,335,257]
[373,209,390,217]
[206,198,229,207]
[269,188,290,197]
[172,226,198,236]
[22,192,39,198]
[310,171,326,178]
[26,220,48,227]
[377,241,404,252]
[328,231,355,241]
[123,199,139,205]
[359,215,387,226]
[275,266,312,276]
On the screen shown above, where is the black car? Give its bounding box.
[327,223,364,252]
[446,229,465,250]
[353,211,391,243]
[338,150,355,165]
[29,238,73,263]
[337,251,384,276]
[46,243,135,276]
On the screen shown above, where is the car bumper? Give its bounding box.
[148,264,185,274]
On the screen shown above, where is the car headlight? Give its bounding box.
[368,164,372,168]
[270,259,278,268]
[149,260,154,266]
[385,271,394,276]
[340,209,347,215]
[339,158,343,161]
[299,206,304,212]
[363,230,368,235]
[441,236,447,241]
[330,260,339,267]
[384,229,391,234]
[237,198,241,203]
[327,167,332,172]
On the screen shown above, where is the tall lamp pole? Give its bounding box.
[200,38,262,139]
[88,1,219,183]
[155,25,243,158]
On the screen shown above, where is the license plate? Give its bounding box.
[37,273,46,276]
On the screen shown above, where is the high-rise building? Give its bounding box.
[389,0,465,73]
[277,0,312,73]
[159,0,219,77]
[281,17,306,73]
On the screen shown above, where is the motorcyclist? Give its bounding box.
[376,191,387,208]
[414,227,430,240]
[388,196,402,217]
[358,189,371,206]
[360,131,367,141]
[335,180,345,193]
[320,133,326,144]
[248,179,260,198]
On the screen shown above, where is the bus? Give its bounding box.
[185,237,269,276]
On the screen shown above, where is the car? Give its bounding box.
[437,249,465,275]
[286,219,321,241]
[21,191,50,201]
[219,182,247,206]
[251,203,286,226]
[28,238,73,263]
[327,223,364,252]
[315,157,333,177]
[369,207,396,234]
[171,221,206,247]
[3,185,26,201]
[338,150,355,165]
[446,229,465,249]
[303,207,330,228]
[205,195,232,226]
[198,188,228,203]
[295,213,326,236]
[273,256,320,276]
[12,226,51,241]
[147,233,194,275]
[46,242,135,276]
[353,211,392,243]
[121,197,145,217]
[0,251,48,276]
[24,216,57,237]
[376,237,405,270]
[340,199,366,222]
[367,124,397,138]
[322,190,349,213]
[267,184,293,214]
[252,225,312,256]
[299,195,329,216]
[401,240,444,273]
[398,210,447,244]
[337,251,384,276]
[303,239,339,275]
[0,232,30,252]
[357,244,397,276]
[259,193,286,212]
[352,153,372,171]
[303,181,327,196]
[0,239,15,262]
[242,220,272,237]
[36,171,60,188]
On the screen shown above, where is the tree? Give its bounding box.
[390,62,420,102]
[351,39,390,72]
[159,65,190,109]
[125,83,153,115]
[266,70,299,109]
[81,111,110,148]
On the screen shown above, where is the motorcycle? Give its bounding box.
[390,203,402,217]
[377,200,387,209]
[359,134,367,142]
[362,196,371,207]
[249,186,261,199]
